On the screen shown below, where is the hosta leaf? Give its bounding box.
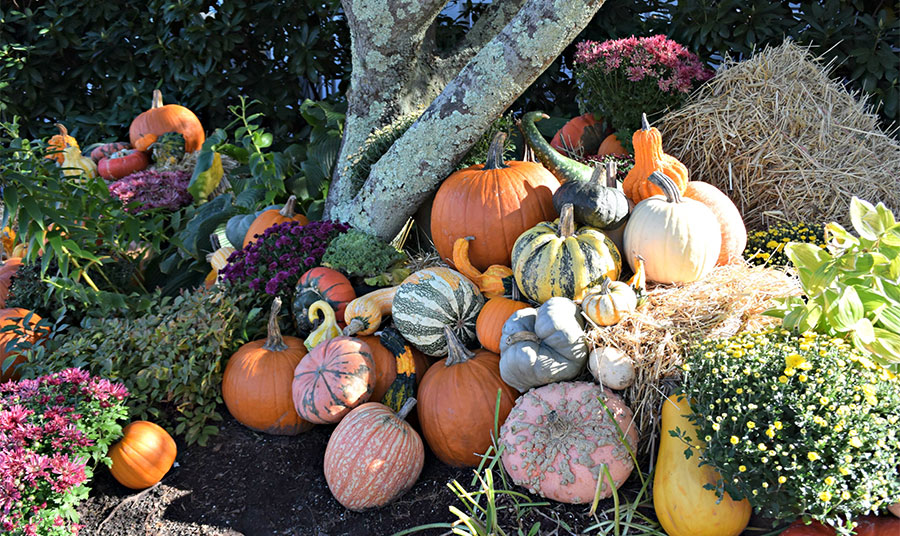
[829,286,864,331]
[877,305,900,334]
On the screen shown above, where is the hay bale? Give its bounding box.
[659,41,900,231]
[587,262,800,457]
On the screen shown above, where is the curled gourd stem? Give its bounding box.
[505,331,540,345]
[647,171,683,204]
[605,161,617,188]
[279,195,298,217]
[443,326,475,366]
[151,89,164,109]
[483,132,509,170]
[55,123,70,144]
[263,297,288,352]
[558,203,575,239]
[343,317,365,336]
[396,398,417,421]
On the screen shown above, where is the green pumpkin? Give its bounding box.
[512,203,622,304]
[553,161,630,230]
[392,267,484,356]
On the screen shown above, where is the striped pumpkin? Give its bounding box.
[392,267,484,356]
[323,399,424,511]
[512,203,621,304]
[343,287,396,336]
[292,336,375,424]
[360,326,429,412]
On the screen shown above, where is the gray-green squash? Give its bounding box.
[553,161,629,230]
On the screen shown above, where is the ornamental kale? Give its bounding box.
[108,169,193,212]
[0,369,129,536]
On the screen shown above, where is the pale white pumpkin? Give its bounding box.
[588,346,635,390]
[623,172,721,284]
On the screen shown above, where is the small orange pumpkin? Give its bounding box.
[597,134,626,156]
[109,421,177,489]
[0,308,43,382]
[622,113,689,204]
[129,89,205,153]
[132,133,159,152]
[46,124,79,163]
[476,297,530,354]
[243,195,309,249]
[451,237,514,299]
[550,113,608,154]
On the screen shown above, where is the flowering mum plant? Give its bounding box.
[0,369,129,535]
[575,35,713,151]
[108,169,193,212]
[744,221,826,266]
[220,219,349,302]
[681,329,900,534]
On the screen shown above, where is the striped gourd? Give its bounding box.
[206,234,235,273]
[512,203,621,304]
[292,336,375,424]
[392,267,484,356]
[323,399,424,511]
[343,287,397,336]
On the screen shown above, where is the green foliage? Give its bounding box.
[321,228,408,286]
[21,287,258,446]
[346,112,420,193]
[682,330,900,532]
[764,198,900,367]
[744,221,826,267]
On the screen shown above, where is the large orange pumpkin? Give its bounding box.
[109,421,177,489]
[683,182,747,266]
[323,399,424,511]
[476,297,529,354]
[0,257,22,308]
[292,336,375,424]
[622,113,689,204]
[222,298,312,435]
[0,308,43,382]
[416,327,519,467]
[431,132,559,271]
[243,195,309,249]
[129,89,205,153]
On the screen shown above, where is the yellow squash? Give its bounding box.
[303,300,340,351]
[654,394,751,536]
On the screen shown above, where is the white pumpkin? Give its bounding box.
[588,347,635,390]
[623,171,721,284]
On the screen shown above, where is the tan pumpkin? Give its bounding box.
[129,89,205,153]
[622,114,689,204]
[683,182,747,266]
[623,172,721,284]
[476,296,530,354]
[581,278,637,326]
[243,195,309,248]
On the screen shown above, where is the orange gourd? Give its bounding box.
[343,287,396,336]
[0,258,22,307]
[683,182,747,266]
[222,298,312,435]
[597,134,626,156]
[109,421,177,489]
[451,237,514,298]
[243,195,309,248]
[46,123,79,163]
[476,297,529,354]
[292,336,375,424]
[622,113,689,204]
[431,132,559,272]
[129,89,205,153]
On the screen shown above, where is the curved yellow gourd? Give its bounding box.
[654,394,751,536]
[342,287,396,336]
[303,300,340,351]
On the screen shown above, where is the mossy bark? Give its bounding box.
[326,0,606,240]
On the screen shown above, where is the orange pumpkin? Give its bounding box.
[431,132,559,272]
[597,134,626,156]
[476,297,529,354]
[243,195,309,249]
[292,336,375,424]
[0,308,44,382]
[129,89,205,153]
[109,421,177,489]
[132,133,158,152]
[416,327,519,467]
[0,258,22,307]
[222,298,313,435]
[46,123,79,163]
[550,113,608,154]
[359,328,430,404]
[683,182,747,266]
[451,237,514,299]
[622,113,689,204]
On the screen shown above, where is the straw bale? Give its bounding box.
[660,41,900,230]
[587,262,800,457]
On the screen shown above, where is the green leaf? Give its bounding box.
[829,286,864,331]
[849,196,881,240]
[188,151,224,203]
[867,328,900,364]
[852,317,875,344]
[877,305,900,334]
[785,241,830,271]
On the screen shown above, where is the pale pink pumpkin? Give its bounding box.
[499,381,638,504]
[292,336,375,424]
[683,182,747,266]
[323,399,424,511]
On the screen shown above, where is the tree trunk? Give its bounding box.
[326,0,606,241]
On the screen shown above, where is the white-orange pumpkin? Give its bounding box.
[323,399,424,511]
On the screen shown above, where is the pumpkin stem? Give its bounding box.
[605,161,618,188]
[641,113,651,131]
[279,195,298,218]
[482,132,509,171]
[505,331,540,345]
[589,165,604,185]
[263,297,289,352]
[558,203,575,239]
[647,171,683,204]
[600,276,611,295]
[396,398,417,421]
[443,326,475,366]
[546,410,570,438]
[54,123,69,143]
[151,89,164,109]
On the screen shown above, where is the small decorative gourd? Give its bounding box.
[622,113,689,204]
[626,253,647,307]
[205,234,235,277]
[581,277,637,327]
[292,267,356,335]
[304,300,341,351]
[359,326,429,412]
[343,287,396,336]
[451,237,514,299]
[552,161,629,230]
[46,123,79,163]
[499,297,588,392]
[623,172,721,284]
[519,112,597,183]
[587,347,635,390]
[90,141,132,163]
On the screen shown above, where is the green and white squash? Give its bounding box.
[392,267,484,356]
[511,203,622,304]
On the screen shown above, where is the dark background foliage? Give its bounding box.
[1,0,897,144]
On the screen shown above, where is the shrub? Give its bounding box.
[0,369,130,535]
[682,329,900,533]
[321,228,408,286]
[744,221,826,267]
[20,287,254,446]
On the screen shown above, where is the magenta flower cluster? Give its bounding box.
[220,219,349,299]
[0,369,129,536]
[575,34,713,94]
[108,169,193,213]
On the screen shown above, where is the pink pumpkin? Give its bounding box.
[499,381,638,504]
[292,336,375,424]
